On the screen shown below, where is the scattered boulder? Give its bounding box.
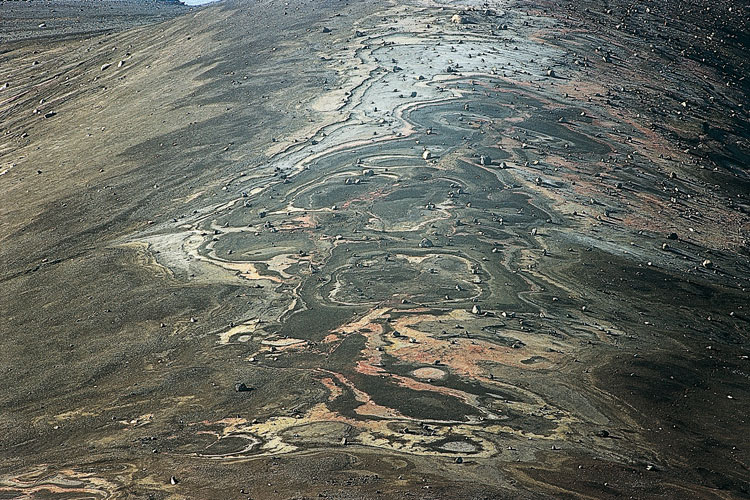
[419,238,434,248]
[422,150,432,160]
[235,382,252,392]
[480,155,491,166]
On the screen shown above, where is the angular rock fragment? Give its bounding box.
[235,382,252,392]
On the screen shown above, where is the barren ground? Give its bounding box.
[1,0,748,498]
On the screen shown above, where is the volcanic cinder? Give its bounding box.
[1,0,748,498]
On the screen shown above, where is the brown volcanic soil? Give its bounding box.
[1,0,749,499]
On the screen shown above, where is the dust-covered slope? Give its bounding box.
[1,0,748,498]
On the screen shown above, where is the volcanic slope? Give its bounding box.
[1,0,748,499]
